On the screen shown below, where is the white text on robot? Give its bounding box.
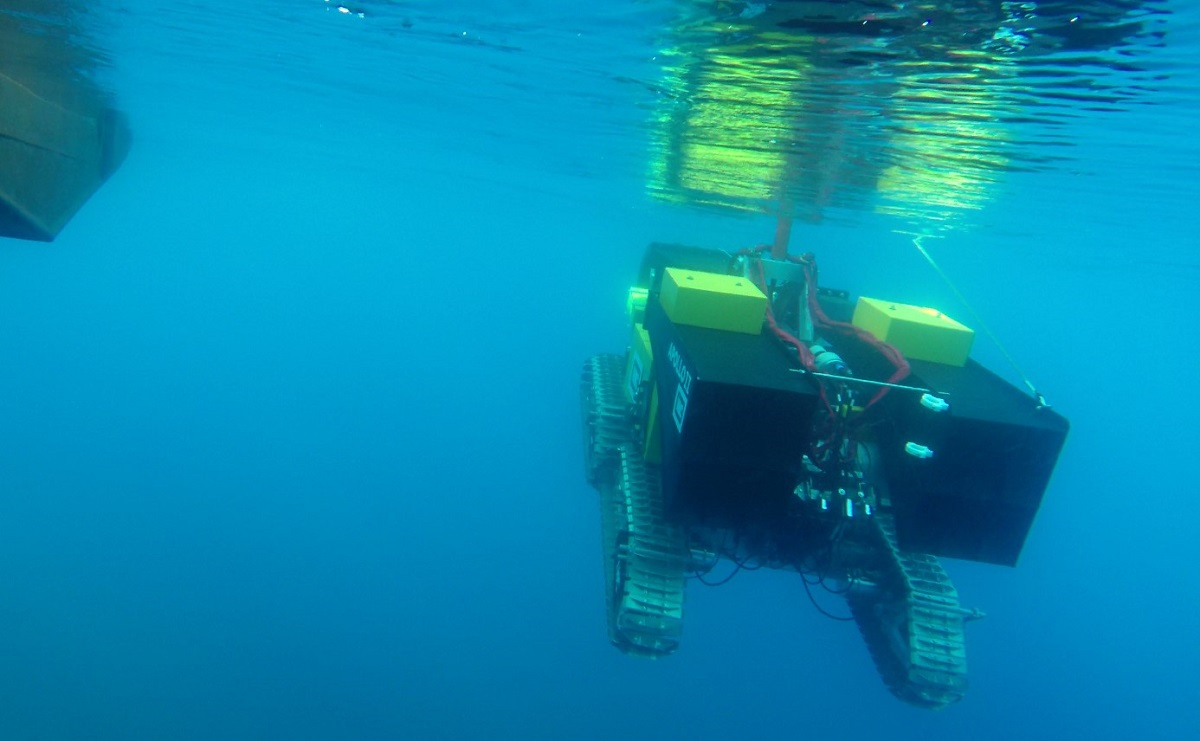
[667,342,692,394]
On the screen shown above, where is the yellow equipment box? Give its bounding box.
[851,297,975,367]
[627,287,649,325]
[659,268,766,335]
[623,324,661,463]
[643,385,662,464]
[624,324,653,405]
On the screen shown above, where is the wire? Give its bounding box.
[743,251,837,430]
[693,555,754,585]
[800,569,856,622]
[693,560,744,587]
[794,254,910,409]
[687,523,857,619]
[911,235,1050,408]
[820,575,854,595]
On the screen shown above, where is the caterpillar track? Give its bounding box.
[582,354,687,658]
[848,515,973,709]
[581,354,629,490]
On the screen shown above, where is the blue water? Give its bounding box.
[1,1,1198,738]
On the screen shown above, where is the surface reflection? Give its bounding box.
[646,0,1169,228]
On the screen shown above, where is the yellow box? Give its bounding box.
[659,268,766,335]
[851,297,974,367]
[624,324,653,405]
[627,287,649,325]
[623,324,661,463]
[643,384,662,464]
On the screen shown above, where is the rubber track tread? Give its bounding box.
[581,355,687,658]
[581,354,630,488]
[848,515,970,709]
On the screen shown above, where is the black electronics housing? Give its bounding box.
[824,328,1069,566]
[877,358,1069,566]
[644,298,821,527]
[638,245,1069,566]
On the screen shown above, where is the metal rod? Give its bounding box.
[790,369,942,396]
[772,215,792,259]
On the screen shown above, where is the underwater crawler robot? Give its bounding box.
[580,242,1068,709]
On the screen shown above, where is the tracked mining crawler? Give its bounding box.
[580,242,1068,709]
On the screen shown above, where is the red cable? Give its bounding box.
[749,256,835,426]
[791,254,910,409]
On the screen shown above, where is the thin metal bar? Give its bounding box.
[790,369,943,396]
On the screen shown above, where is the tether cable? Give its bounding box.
[911,235,1050,409]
